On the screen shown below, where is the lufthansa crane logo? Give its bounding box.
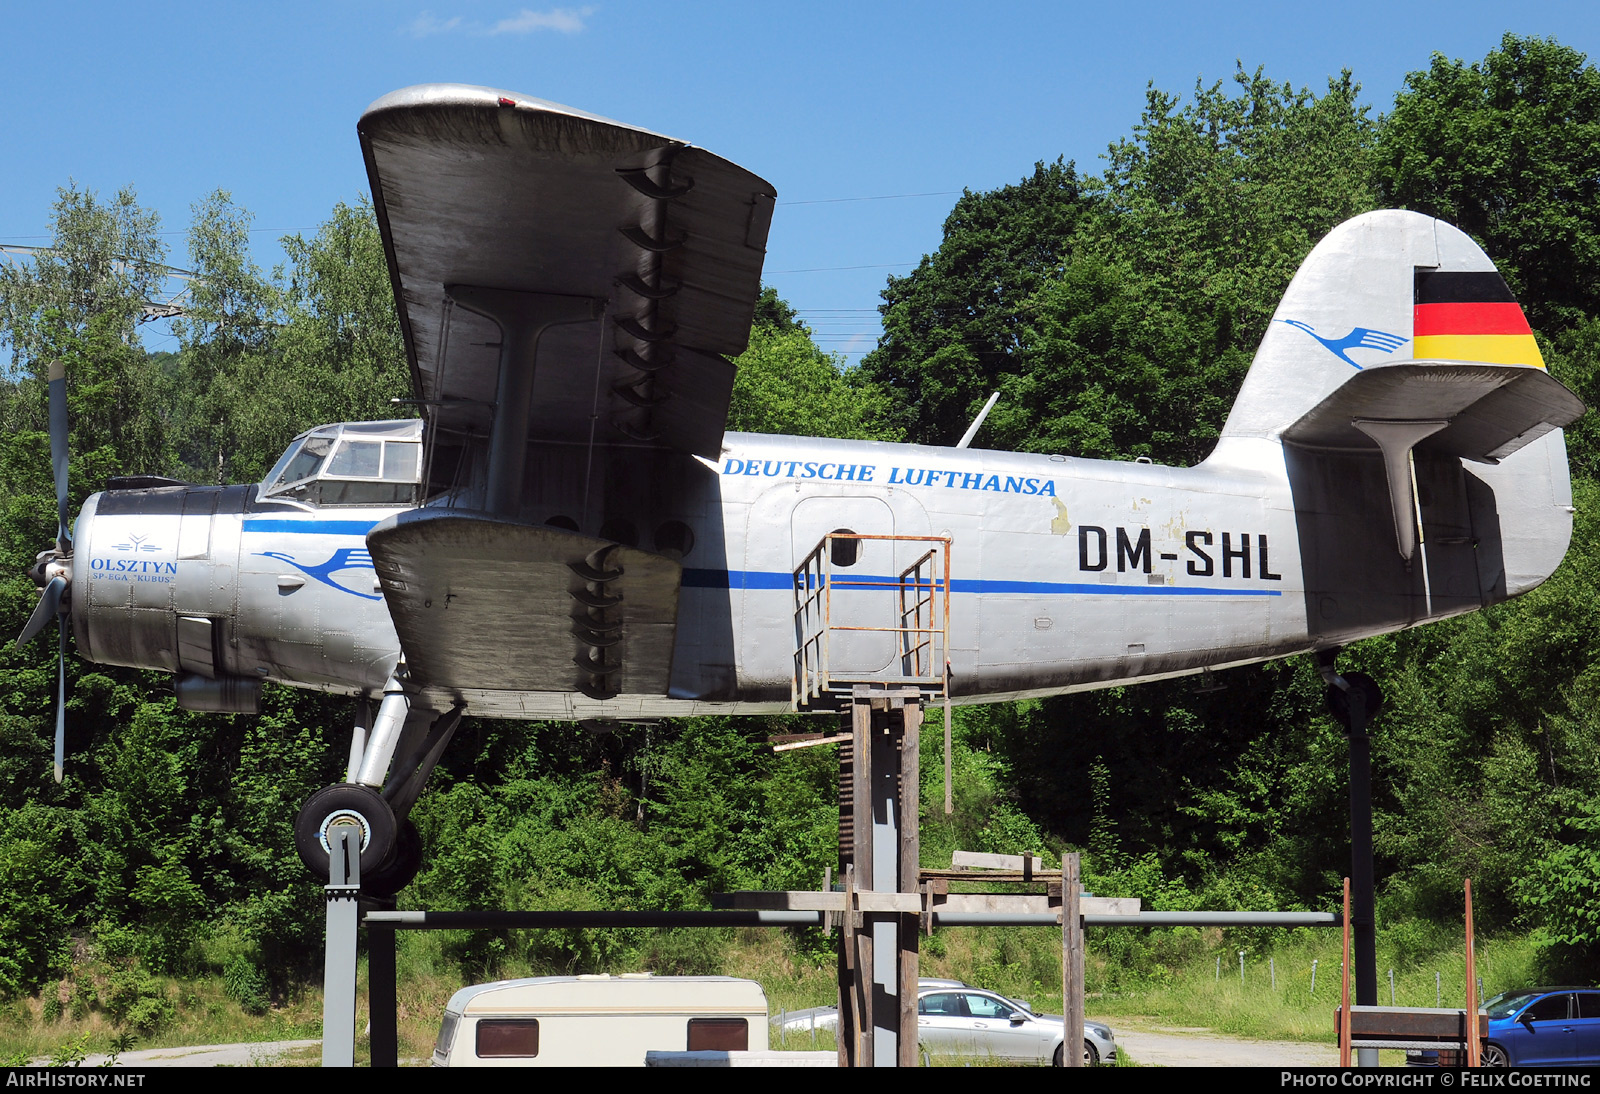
[110,532,162,553]
[256,548,382,600]
[1279,320,1408,369]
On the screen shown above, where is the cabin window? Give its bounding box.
[686,1018,748,1051]
[653,520,695,560]
[327,439,382,478]
[599,518,639,548]
[383,441,421,482]
[476,1018,540,1057]
[829,528,860,568]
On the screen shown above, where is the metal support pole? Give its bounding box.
[322,825,361,1068]
[369,924,397,1068]
[1347,686,1379,1067]
[897,700,921,1067]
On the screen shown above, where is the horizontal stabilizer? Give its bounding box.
[1280,361,1585,464]
[368,509,680,699]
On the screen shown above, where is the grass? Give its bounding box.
[0,924,1545,1065]
[1090,931,1539,1043]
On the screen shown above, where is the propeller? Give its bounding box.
[13,360,72,783]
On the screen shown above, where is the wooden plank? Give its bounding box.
[952,850,1045,872]
[920,869,1047,883]
[929,893,1139,916]
[836,721,854,1069]
[1063,852,1083,1069]
[724,890,922,913]
[851,699,872,1067]
[898,911,919,1067]
[1343,1006,1488,1041]
[772,733,850,753]
[1465,878,1479,1067]
[899,702,920,897]
[724,890,1138,916]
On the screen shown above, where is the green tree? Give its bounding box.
[727,324,899,441]
[0,184,166,371]
[1375,34,1600,332]
[858,159,1092,447]
[1014,67,1376,464]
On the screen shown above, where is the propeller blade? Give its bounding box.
[48,360,69,550]
[53,617,65,783]
[15,575,65,647]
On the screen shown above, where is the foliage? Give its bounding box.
[728,324,900,441]
[222,956,270,1016]
[1375,34,1600,332]
[858,159,1092,447]
[4,34,1600,1003]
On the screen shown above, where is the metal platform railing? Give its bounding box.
[792,533,950,710]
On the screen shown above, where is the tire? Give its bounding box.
[1482,1043,1510,1067]
[295,783,397,882]
[1053,1044,1062,1067]
[1084,1039,1099,1067]
[362,819,422,898]
[1324,671,1384,731]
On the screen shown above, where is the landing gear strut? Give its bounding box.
[295,680,464,896]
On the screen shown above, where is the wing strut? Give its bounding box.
[446,286,604,516]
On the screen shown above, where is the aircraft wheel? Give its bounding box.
[361,820,423,898]
[294,783,397,882]
[1324,671,1383,731]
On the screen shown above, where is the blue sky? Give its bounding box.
[4,2,1599,363]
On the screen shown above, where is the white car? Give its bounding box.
[773,979,1116,1066]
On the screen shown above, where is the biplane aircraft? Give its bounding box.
[16,85,1584,894]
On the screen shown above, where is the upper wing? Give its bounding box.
[359,84,776,459]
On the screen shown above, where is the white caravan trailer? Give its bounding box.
[432,974,770,1066]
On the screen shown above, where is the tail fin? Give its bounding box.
[1228,210,1583,632]
[1222,209,1550,440]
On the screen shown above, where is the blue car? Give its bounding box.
[1480,988,1600,1066]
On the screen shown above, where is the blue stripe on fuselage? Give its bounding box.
[682,569,1281,596]
[241,519,379,535]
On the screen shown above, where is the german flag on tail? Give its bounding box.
[1414,270,1544,369]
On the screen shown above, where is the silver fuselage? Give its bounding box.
[67,422,1572,720]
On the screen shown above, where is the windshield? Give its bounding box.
[271,435,334,489]
[1484,991,1541,1019]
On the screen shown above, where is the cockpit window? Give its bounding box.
[262,421,424,507]
[274,435,334,489]
[327,440,382,478]
[383,442,420,483]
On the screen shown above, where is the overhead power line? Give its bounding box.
[768,262,916,274]
[778,191,961,206]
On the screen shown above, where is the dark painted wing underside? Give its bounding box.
[359,84,776,458]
